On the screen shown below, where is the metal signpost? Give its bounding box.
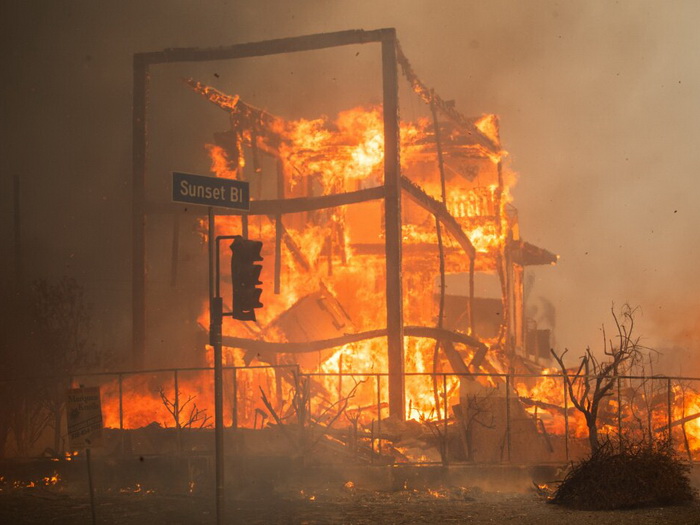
[172,171,250,525]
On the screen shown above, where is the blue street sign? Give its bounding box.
[172,171,250,211]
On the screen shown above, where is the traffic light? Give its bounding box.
[230,236,263,321]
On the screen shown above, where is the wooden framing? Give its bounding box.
[132,28,408,417]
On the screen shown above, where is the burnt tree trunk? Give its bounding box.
[586,413,599,453]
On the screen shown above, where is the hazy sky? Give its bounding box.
[3,1,700,373]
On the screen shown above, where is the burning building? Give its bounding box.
[184,69,558,416]
[123,28,557,462]
[109,28,699,465]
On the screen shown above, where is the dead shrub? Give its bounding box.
[550,441,696,510]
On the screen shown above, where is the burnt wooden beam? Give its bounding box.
[468,339,490,372]
[395,42,500,154]
[468,256,475,335]
[221,325,486,355]
[155,171,480,254]
[132,54,148,370]
[137,29,389,65]
[406,326,486,351]
[519,396,576,415]
[654,411,700,432]
[508,239,558,266]
[279,223,312,272]
[442,340,471,376]
[382,30,405,420]
[133,29,394,374]
[248,185,384,215]
[149,185,385,217]
[400,176,476,259]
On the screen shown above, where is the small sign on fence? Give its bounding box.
[66,387,103,449]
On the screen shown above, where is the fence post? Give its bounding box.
[232,368,238,430]
[118,373,124,456]
[443,373,449,465]
[305,373,311,427]
[505,373,511,463]
[563,374,569,462]
[667,378,673,446]
[377,374,382,458]
[174,370,181,454]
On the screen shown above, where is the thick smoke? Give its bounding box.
[3,1,700,369]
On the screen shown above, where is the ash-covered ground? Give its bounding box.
[2,480,699,524]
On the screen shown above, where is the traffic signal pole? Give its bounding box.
[208,207,225,525]
[209,231,264,525]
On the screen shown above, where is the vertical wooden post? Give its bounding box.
[274,159,284,294]
[495,160,512,353]
[326,235,333,277]
[430,100,447,415]
[132,54,148,370]
[468,256,475,335]
[381,28,405,420]
[276,158,285,200]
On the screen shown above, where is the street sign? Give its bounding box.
[66,387,103,449]
[172,171,250,211]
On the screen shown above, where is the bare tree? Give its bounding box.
[454,391,496,462]
[30,277,96,453]
[259,375,365,457]
[0,277,97,456]
[0,283,39,456]
[551,305,643,453]
[159,387,212,429]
